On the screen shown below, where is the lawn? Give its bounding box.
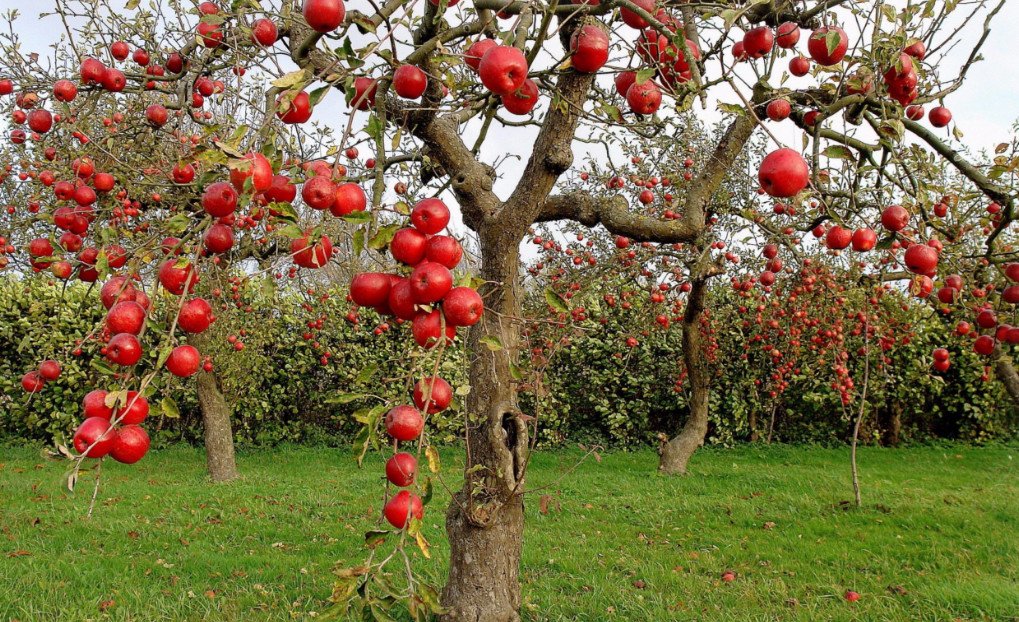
[1,443,1017,621]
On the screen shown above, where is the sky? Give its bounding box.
[7,0,1019,255]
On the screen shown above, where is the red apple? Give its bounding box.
[465,39,498,73]
[383,490,423,528]
[570,24,610,73]
[413,376,453,413]
[251,18,278,46]
[443,286,483,326]
[73,417,115,457]
[166,345,200,377]
[107,301,147,335]
[21,371,44,393]
[202,182,238,217]
[203,223,234,254]
[302,0,345,33]
[411,198,450,234]
[851,228,877,252]
[789,56,810,76]
[776,22,800,48]
[425,235,463,269]
[758,148,809,198]
[178,298,214,334]
[502,79,539,115]
[766,99,791,121]
[393,64,427,99]
[116,391,149,424]
[106,333,143,366]
[807,26,848,66]
[391,228,428,265]
[880,205,909,231]
[742,26,774,59]
[111,425,150,464]
[83,390,114,419]
[410,262,453,304]
[331,182,366,216]
[412,309,456,348]
[478,45,528,96]
[929,106,952,128]
[385,453,417,487]
[38,360,62,381]
[385,405,424,441]
[626,80,661,115]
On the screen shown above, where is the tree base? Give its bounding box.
[440,493,524,622]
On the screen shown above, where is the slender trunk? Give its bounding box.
[850,413,862,507]
[748,406,758,442]
[441,231,527,622]
[659,277,710,475]
[992,343,1019,407]
[850,328,870,509]
[766,402,778,444]
[189,334,238,483]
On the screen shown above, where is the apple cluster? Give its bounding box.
[348,198,483,347]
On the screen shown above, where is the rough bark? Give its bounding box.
[878,401,902,447]
[659,277,710,475]
[441,231,528,622]
[441,43,596,622]
[189,334,238,483]
[992,343,1019,408]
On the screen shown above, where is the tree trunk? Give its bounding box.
[441,230,528,622]
[879,401,902,447]
[189,334,238,483]
[992,343,1019,408]
[749,406,759,442]
[659,277,710,475]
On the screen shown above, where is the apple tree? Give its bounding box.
[2,0,1015,620]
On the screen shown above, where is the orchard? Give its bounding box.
[1,0,1018,620]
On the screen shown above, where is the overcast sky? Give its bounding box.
[9,0,1019,250]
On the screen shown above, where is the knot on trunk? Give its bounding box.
[543,145,573,176]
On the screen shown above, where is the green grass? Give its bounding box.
[1,443,1017,621]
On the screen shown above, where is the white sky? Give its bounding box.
[8,0,1019,255]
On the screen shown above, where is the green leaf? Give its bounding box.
[420,476,433,506]
[634,67,656,85]
[356,364,379,385]
[368,223,399,250]
[365,114,383,142]
[343,211,373,225]
[271,68,310,89]
[408,518,431,559]
[825,30,842,56]
[479,335,503,351]
[327,393,366,404]
[353,229,365,256]
[822,145,854,160]
[161,397,181,419]
[165,213,192,235]
[308,85,329,107]
[156,346,173,370]
[716,102,746,116]
[545,288,569,313]
[269,201,299,222]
